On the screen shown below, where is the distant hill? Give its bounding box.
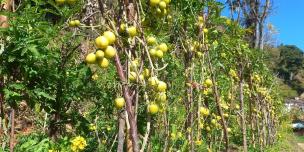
[265,45,304,99]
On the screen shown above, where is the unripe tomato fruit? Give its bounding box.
[69,20,76,27]
[67,0,76,4]
[74,20,80,26]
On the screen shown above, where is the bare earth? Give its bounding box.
[297,143,304,151]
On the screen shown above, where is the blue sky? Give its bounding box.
[220,0,304,50]
[269,0,304,50]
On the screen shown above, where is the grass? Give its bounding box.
[265,121,301,152]
[296,135,304,142]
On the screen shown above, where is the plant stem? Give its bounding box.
[206,52,229,151]
[239,65,247,152]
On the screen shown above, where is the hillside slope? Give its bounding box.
[265,45,304,98]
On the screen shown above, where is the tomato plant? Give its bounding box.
[0,0,285,152]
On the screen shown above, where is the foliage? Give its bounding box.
[264,121,299,152]
[0,0,286,152]
[278,45,304,76]
[266,44,304,96]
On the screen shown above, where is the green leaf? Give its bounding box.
[3,88,22,99]
[8,55,16,62]
[34,90,56,101]
[19,139,37,149]
[9,83,25,90]
[29,46,40,57]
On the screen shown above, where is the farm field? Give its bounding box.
[1,0,304,152]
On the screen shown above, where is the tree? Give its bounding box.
[277,45,304,80]
[227,0,272,50]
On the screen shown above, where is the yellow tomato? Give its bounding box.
[143,68,150,78]
[203,28,208,33]
[211,119,217,125]
[91,73,99,80]
[167,15,172,20]
[95,36,109,49]
[119,23,126,32]
[195,140,202,146]
[55,0,65,5]
[149,48,157,57]
[98,58,109,68]
[155,50,164,58]
[95,50,104,60]
[163,0,170,4]
[148,77,158,87]
[158,43,168,52]
[127,26,137,37]
[85,53,96,64]
[159,1,167,9]
[147,36,157,46]
[157,81,167,92]
[162,9,167,15]
[115,97,125,109]
[199,107,210,116]
[104,46,116,59]
[69,20,76,27]
[74,20,80,26]
[148,104,159,114]
[89,123,96,131]
[229,69,237,78]
[150,0,160,6]
[198,16,204,23]
[204,79,213,87]
[129,72,137,82]
[196,52,203,58]
[235,104,240,110]
[103,31,116,44]
[226,19,231,25]
[156,8,162,16]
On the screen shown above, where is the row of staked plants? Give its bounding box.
[0,0,284,151]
